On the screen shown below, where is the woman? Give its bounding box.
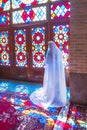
[30,41,67,109]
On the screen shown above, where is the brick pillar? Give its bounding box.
[69,0,87,105]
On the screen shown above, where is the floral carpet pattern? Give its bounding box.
[0,80,87,130]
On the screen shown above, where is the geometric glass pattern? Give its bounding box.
[0,31,10,66]
[14,29,27,67]
[0,0,10,11]
[0,13,10,26]
[12,0,48,9]
[51,2,70,19]
[53,24,70,68]
[12,6,46,24]
[32,27,46,68]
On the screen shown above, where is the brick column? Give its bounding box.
[69,0,87,105]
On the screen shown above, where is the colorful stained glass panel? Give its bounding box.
[0,0,10,11]
[51,2,70,19]
[14,29,27,67]
[53,24,69,68]
[32,27,46,68]
[0,31,10,66]
[0,13,10,26]
[12,0,48,9]
[12,6,46,24]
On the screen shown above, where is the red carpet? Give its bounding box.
[0,99,61,130]
[0,100,17,130]
[0,98,87,130]
[0,80,86,129]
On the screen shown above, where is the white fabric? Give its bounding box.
[30,41,67,109]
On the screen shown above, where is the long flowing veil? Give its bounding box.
[30,41,67,109]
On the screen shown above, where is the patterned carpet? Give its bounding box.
[0,79,87,130]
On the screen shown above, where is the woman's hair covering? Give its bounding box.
[30,41,67,109]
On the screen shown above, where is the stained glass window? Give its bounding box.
[32,27,46,68]
[0,0,10,11]
[51,2,70,19]
[0,13,10,26]
[14,29,27,67]
[53,24,69,68]
[12,0,48,9]
[0,31,10,66]
[0,0,70,70]
[12,6,46,24]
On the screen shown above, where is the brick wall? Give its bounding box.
[70,0,87,73]
[69,0,87,105]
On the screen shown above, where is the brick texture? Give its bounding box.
[69,0,87,73]
[69,0,87,105]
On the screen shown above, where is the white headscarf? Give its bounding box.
[30,41,67,109]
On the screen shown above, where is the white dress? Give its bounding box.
[30,41,67,109]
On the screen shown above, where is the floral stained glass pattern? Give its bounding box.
[12,6,46,24]
[51,2,70,19]
[0,0,10,11]
[53,24,69,68]
[14,29,27,67]
[12,0,48,9]
[32,27,46,68]
[0,31,10,66]
[0,13,10,26]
